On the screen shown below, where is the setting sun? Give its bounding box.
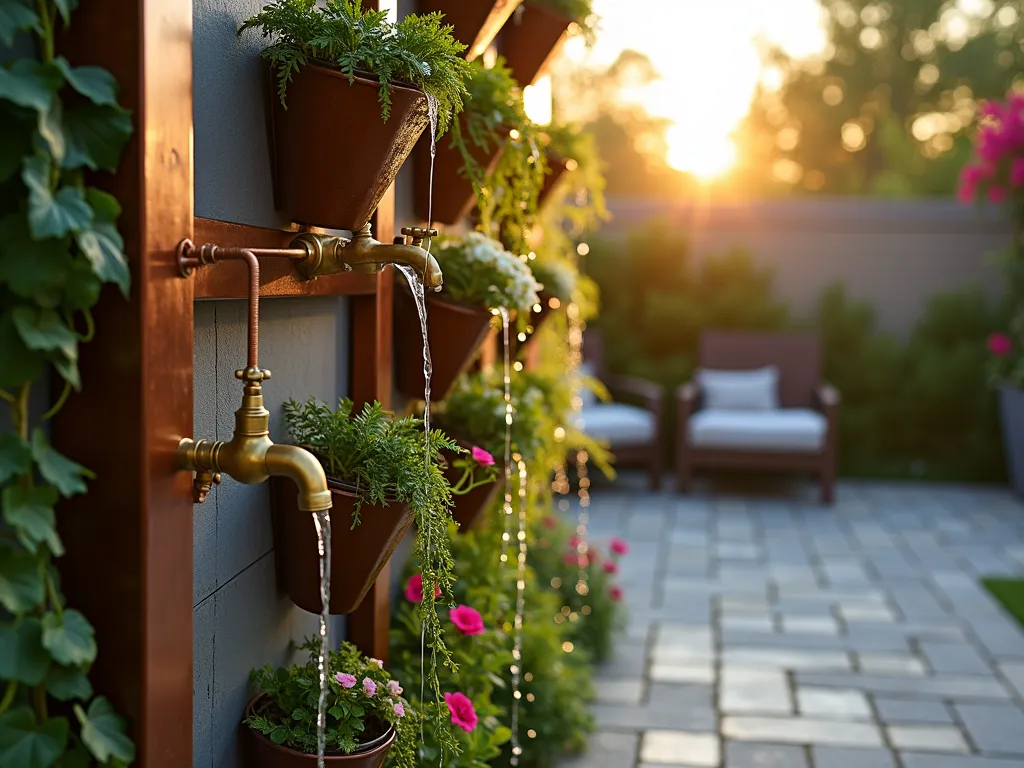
[665,124,736,180]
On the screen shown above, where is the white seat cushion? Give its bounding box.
[575,403,655,446]
[697,366,779,411]
[688,408,826,453]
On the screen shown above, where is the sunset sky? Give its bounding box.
[562,0,829,178]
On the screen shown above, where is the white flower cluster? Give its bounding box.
[440,231,541,313]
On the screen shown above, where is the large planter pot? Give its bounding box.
[417,0,522,61]
[442,442,501,531]
[271,476,414,615]
[500,3,573,86]
[394,288,493,401]
[1000,384,1024,495]
[413,120,505,224]
[269,65,429,230]
[245,694,396,767]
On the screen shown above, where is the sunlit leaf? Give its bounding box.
[0,708,67,768]
[74,698,135,764]
[0,545,45,613]
[0,619,50,684]
[31,429,92,497]
[22,156,93,239]
[0,60,61,112]
[12,306,77,360]
[37,96,65,166]
[62,104,132,172]
[42,610,96,666]
[54,58,119,107]
[74,223,128,296]
[1,484,63,555]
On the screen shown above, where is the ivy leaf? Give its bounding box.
[269,726,290,744]
[85,188,121,220]
[0,544,45,613]
[0,619,51,684]
[62,104,132,173]
[53,0,78,26]
[0,708,68,768]
[12,306,77,360]
[74,223,128,296]
[37,97,65,167]
[54,58,119,107]
[54,744,91,768]
[0,432,32,484]
[0,111,34,182]
[0,60,61,112]
[0,1,38,47]
[22,156,93,239]
[31,429,92,497]
[61,259,102,312]
[46,664,93,702]
[42,610,96,666]
[0,214,73,308]
[1,485,63,555]
[0,311,45,390]
[74,697,135,764]
[51,355,80,392]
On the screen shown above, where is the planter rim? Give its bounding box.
[290,453,401,503]
[395,282,494,317]
[286,63,424,100]
[245,694,396,760]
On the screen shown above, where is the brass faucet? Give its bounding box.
[175,245,332,513]
[291,223,442,288]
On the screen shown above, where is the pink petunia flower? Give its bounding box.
[404,573,441,603]
[470,446,495,466]
[569,536,581,548]
[388,680,403,695]
[603,560,619,575]
[610,538,630,556]
[609,586,623,601]
[369,658,384,668]
[336,672,356,689]
[1012,158,1024,188]
[450,605,486,636]
[542,517,557,529]
[362,677,377,697]
[444,692,478,732]
[989,332,1013,357]
[393,702,405,718]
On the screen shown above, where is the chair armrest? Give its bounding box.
[675,380,699,422]
[603,373,663,415]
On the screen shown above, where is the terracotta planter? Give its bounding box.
[442,443,501,531]
[271,476,414,615]
[269,65,429,230]
[245,694,396,767]
[417,0,522,61]
[413,120,505,225]
[394,288,493,402]
[538,154,570,208]
[500,3,573,86]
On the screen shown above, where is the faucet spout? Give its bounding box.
[265,443,332,512]
[290,224,443,289]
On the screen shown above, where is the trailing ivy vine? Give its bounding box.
[0,1,135,766]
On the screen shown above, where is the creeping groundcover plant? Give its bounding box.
[240,0,471,133]
[283,398,459,721]
[246,639,417,765]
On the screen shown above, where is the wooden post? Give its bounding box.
[53,2,195,766]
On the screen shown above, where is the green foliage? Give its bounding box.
[246,640,418,767]
[983,578,1024,628]
[435,231,541,313]
[528,259,575,301]
[283,398,460,728]
[239,0,471,134]
[0,1,135,765]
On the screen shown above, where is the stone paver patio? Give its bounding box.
[560,480,1024,768]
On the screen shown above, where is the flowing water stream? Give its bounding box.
[499,307,513,564]
[312,509,332,768]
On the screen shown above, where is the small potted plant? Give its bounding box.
[416,0,523,61]
[394,231,541,401]
[244,639,417,766]
[959,91,1024,493]
[271,399,457,627]
[414,58,544,228]
[240,0,471,230]
[499,0,596,86]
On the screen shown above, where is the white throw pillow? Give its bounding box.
[696,366,779,411]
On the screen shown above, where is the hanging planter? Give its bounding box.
[270,67,429,230]
[271,477,414,615]
[499,2,573,86]
[417,0,523,61]
[394,288,494,401]
[241,0,471,229]
[442,442,502,531]
[412,119,505,225]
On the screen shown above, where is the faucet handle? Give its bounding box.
[400,226,439,247]
[235,367,272,382]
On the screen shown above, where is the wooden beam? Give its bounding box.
[53,2,194,766]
